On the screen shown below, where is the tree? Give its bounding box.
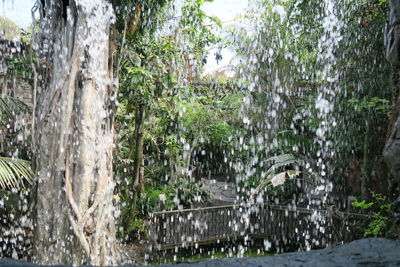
[0,16,20,40]
[0,95,33,189]
[31,0,175,264]
[114,0,222,237]
[32,1,119,265]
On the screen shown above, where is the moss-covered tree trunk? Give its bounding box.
[132,104,145,194]
[126,104,145,220]
[361,107,373,198]
[32,1,120,265]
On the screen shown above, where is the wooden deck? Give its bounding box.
[149,204,366,250]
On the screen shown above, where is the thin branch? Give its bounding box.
[31,1,39,152]
[68,213,90,256]
[116,9,129,77]
[65,153,82,222]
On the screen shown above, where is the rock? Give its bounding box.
[387,197,400,239]
[0,259,36,266]
[386,0,400,66]
[384,117,400,186]
[1,238,400,266]
[384,0,400,186]
[159,238,400,267]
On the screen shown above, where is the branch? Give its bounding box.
[68,213,91,256]
[65,153,82,222]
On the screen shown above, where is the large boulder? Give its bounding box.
[0,238,400,266]
[386,0,400,66]
[384,117,400,185]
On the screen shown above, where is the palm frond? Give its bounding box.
[0,157,34,190]
[265,154,304,176]
[253,170,302,196]
[0,96,30,119]
[251,154,309,198]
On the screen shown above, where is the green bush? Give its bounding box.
[352,192,393,237]
[169,178,212,209]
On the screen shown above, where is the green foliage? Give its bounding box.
[4,54,34,84]
[177,99,234,146]
[352,200,374,209]
[0,157,33,190]
[0,188,22,216]
[131,218,147,234]
[119,217,149,241]
[118,181,211,241]
[136,180,211,215]
[0,93,32,191]
[352,192,393,237]
[169,178,211,208]
[136,187,174,215]
[364,215,387,237]
[181,0,221,54]
[0,96,30,124]
[111,0,174,39]
[235,0,392,198]
[233,0,327,189]
[0,16,20,40]
[348,97,390,116]
[0,38,33,195]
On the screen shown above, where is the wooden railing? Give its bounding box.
[149,204,366,249]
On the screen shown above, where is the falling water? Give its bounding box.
[231,0,358,252]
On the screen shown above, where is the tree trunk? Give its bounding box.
[131,104,145,194]
[32,1,120,265]
[361,108,372,198]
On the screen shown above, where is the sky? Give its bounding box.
[202,0,248,22]
[201,0,249,76]
[1,0,248,29]
[1,0,36,29]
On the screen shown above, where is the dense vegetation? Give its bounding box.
[234,0,394,201]
[0,0,399,264]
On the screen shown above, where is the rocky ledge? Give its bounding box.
[1,238,399,266]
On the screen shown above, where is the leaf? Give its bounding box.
[270,170,302,187]
[209,16,222,28]
[270,172,286,187]
[252,170,302,197]
[122,50,141,67]
[0,157,34,190]
[0,96,30,121]
[265,154,304,175]
[352,200,374,209]
[267,153,297,163]
[250,154,307,198]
